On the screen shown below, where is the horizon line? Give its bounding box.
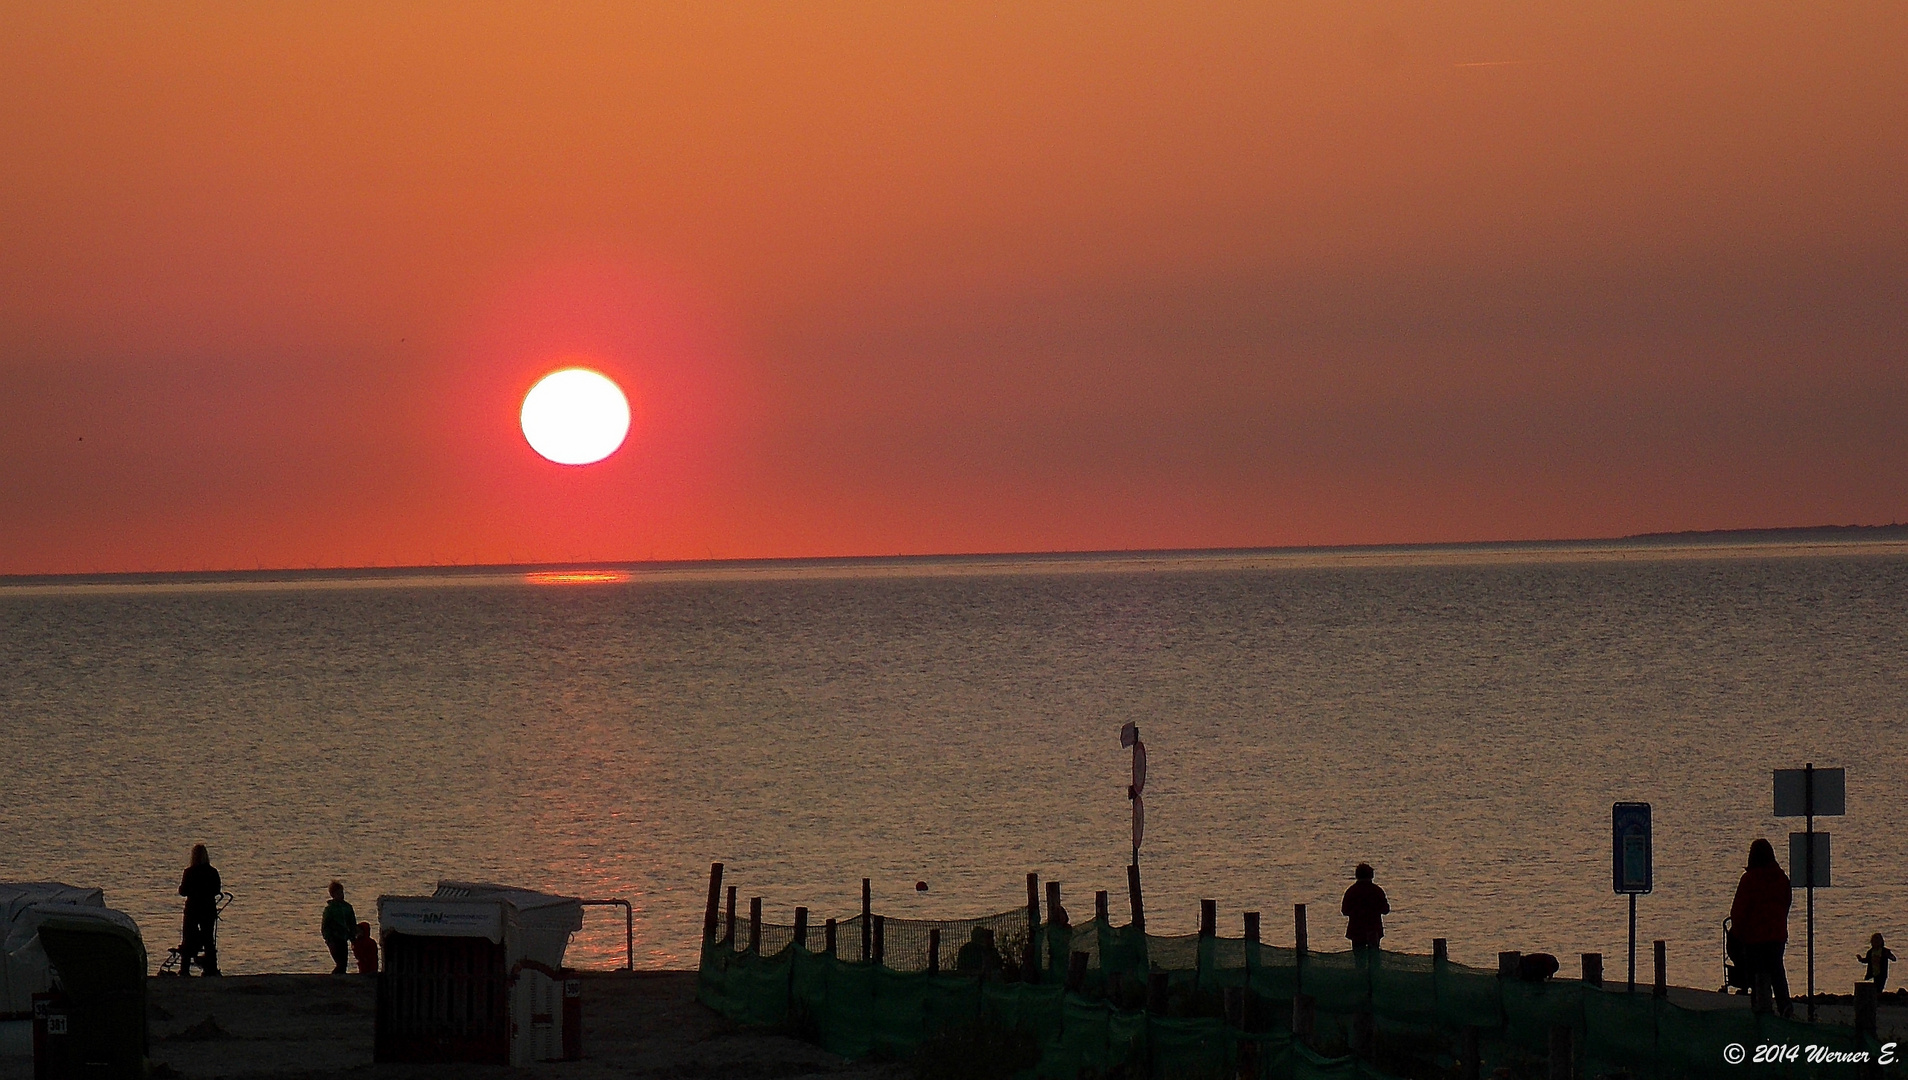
[5,522,1906,589]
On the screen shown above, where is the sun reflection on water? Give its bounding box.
[524,570,633,586]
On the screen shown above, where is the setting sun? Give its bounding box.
[519,368,630,465]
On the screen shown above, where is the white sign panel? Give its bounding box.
[1774,768,1845,817]
[1612,802,1652,895]
[379,898,506,942]
[1788,832,1832,888]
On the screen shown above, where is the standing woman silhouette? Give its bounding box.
[1728,838,1792,1018]
[179,844,223,976]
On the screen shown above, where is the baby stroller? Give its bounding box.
[1720,916,1753,994]
[158,889,232,977]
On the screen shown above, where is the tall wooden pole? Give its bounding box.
[1127,863,1145,931]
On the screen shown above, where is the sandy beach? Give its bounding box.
[4,970,1903,1080]
[0,971,902,1080]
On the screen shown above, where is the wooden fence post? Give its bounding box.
[1025,873,1041,981]
[748,896,762,954]
[1499,951,1522,977]
[703,863,724,944]
[873,915,885,966]
[861,879,872,962]
[1046,881,1066,972]
[1857,981,1879,1080]
[793,906,808,948]
[1294,903,1308,992]
[1433,938,1447,963]
[1096,890,1109,924]
[1653,940,1666,998]
[724,886,737,944]
[824,918,837,957]
[1244,911,1260,978]
[1242,910,1262,1027]
[1200,899,1216,938]
[927,927,940,974]
[1581,953,1601,987]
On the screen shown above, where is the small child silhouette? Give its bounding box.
[1858,933,1897,992]
[352,921,380,975]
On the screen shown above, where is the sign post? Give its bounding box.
[1612,802,1653,992]
[1773,764,1845,1023]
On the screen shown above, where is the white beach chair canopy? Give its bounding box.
[377,880,584,970]
[0,884,126,1015]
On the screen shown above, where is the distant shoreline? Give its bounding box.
[1620,522,1908,544]
[4,523,1906,591]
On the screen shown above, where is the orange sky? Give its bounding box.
[3,2,1904,574]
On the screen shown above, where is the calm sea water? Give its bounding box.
[3,544,1905,991]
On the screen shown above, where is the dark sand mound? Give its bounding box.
[1,972,901,1080]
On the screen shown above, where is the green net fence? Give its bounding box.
[700,905,1879,1080]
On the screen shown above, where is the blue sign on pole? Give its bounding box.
[1612,802,1652,895]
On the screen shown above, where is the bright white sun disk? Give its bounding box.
[520,368,630,465]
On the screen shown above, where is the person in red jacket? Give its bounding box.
[1728,838,1793,1018]
[1342,863,1390,952]
[351,921,379,975]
